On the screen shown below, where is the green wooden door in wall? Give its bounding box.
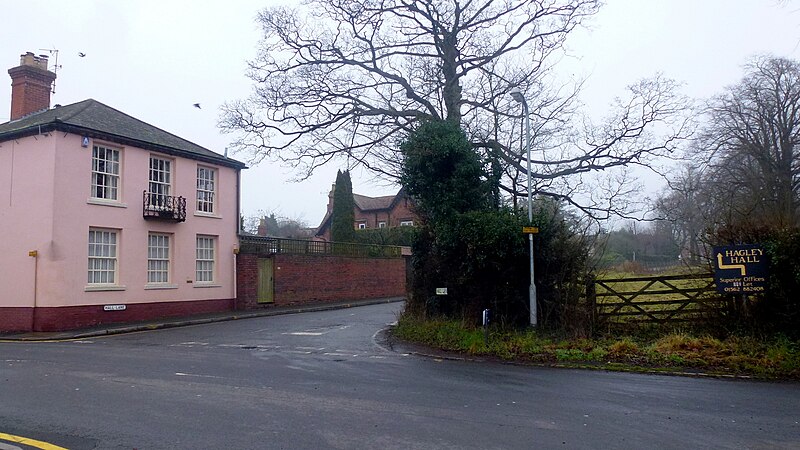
[257,258,274,304]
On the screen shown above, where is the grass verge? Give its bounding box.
[393,314,800,379]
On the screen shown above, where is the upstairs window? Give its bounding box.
[148,156,172,207]
[91,145,120,200]
[196,166,216,214]
[378,222,387,229]
[400,220,414,227]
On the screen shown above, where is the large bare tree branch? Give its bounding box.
[221,0,691,220]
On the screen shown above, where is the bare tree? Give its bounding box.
[702,56,800,228]
[654,164,706,263]
[221,0,690,220]
[242,210,311,238]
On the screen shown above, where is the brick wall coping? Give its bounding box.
[239,235,404,258]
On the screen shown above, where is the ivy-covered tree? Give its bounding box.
[402,120,592,329]
[331,170,356,242]
[401,120,491,223]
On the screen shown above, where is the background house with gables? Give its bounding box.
[315,185,418,241]
[0,52,246,332]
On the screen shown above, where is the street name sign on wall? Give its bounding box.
[103,304,127,311]
[712,244,768,295]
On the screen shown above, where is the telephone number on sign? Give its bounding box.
[723,286,765,293]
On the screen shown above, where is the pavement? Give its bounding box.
[0,296,405,341]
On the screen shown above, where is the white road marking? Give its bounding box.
[285,365,315,372]
[0,443,22,450]
[175,372,223,379]
[282,325,351,336]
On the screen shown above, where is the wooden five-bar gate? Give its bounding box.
[588,273,725,325]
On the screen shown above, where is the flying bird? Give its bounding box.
[193,103,201,109]
[78,52,86,57]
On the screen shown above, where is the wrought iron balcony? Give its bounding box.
[143,191,186,222]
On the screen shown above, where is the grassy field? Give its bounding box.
[394,314,800,379]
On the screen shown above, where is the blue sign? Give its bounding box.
[712,244,768,295]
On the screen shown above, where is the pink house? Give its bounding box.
[0,52,246,332]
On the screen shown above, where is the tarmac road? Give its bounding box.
[0,302,798,449]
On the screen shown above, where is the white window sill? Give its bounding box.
[144,284,178,290]
[85,285,127,292]
[194,211,221,219]
[193,283,221,288]
[87,198,128,208]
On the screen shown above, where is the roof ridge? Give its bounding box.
[54,99,96,122]
[0,98,245,169]
[80,99,218,154]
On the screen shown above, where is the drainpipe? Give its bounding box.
[233,249,238,310]
[234,169,241,309]
[29,250,38,331]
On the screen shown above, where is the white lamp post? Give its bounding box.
[510,87,537,327]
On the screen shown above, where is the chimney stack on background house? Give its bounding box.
[257,217,268,237]
[8,52,57,121]
[327,183,336,212]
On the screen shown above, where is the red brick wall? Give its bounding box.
[236,253,407,309]
[236,253,261,309]
[387,196,417,227]
[0,299,233,333]
[0,308,34,332]
[9,66,56,120]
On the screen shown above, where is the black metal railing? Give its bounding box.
[239,235,403,258]
[143,191,187,222]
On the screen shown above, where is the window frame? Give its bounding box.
[87,228,119,286]
[358,222,367,230]
[400,220,414,227]
[196,166,216,215]
[148,155,173,208]
[147,233,171,285]
[195,235,216,283]
[378,222,387,229]
[90,144,121,201]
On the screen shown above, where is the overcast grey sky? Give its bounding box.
[2,1,798,226]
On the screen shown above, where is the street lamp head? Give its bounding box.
[509,87,525,104]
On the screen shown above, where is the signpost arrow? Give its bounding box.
[717,253,746,276]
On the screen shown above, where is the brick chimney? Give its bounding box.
[8,52,57,120]
[327,183,336,212]
[257,217,268,236]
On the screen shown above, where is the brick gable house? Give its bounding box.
[0,52,246,332]
[315,185,419,241]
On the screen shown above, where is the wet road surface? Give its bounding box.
[1,303,798,449]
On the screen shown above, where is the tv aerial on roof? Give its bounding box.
[38,47,61,94]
